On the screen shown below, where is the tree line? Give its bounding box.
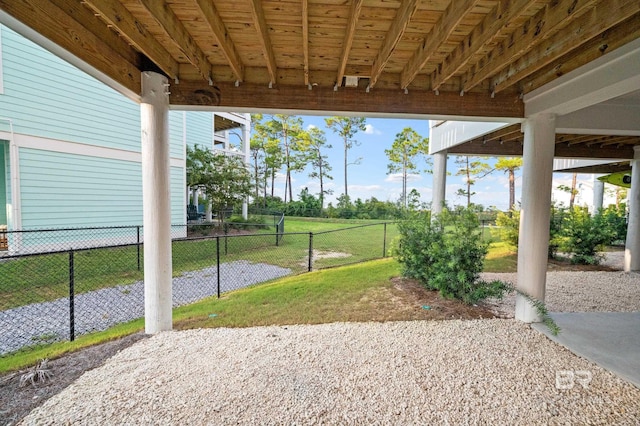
[188,113,533,219]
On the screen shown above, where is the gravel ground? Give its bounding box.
[480,270,640,317]
[0,261,290,354]
[19,320,640,425]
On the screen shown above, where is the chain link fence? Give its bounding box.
[0,221,392,355]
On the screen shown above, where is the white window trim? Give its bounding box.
[0,24,4,94]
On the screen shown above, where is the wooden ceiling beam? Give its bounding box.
[0,0,140,93]
[368,0,419,89]
[335,0,363,88]
[169,81,524,119]
[194,0,244,83]
[431,0,537,91]
[491,0,640,93]
[138,0,212,82]
[463,0,598,93]
[522,12,640,94]
[302,0,309,86]
[82,0,179,79]
[248,0,278,86]
[400,0,481,90]
[448,138,636,158]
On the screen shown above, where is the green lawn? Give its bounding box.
[0,219,516,372]
[0,219,397,310]
[0,258,401,373]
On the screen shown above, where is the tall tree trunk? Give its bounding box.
[402,145,407,209]
[344,137,348,197]
[508,168,515,211]
[319,156,324,210]
[271,169,275,198]
[466,157,471,208]
[254,155,259,201]
[569,172,577,208]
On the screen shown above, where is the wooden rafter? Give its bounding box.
[462,0,598,93]
[169,80,524,118]
[82,0,179,79]
[50,0,139,67]
[194,0,244,83]
[522,11,640,94]
[248,0,278,85]
[491,0,640,93]
[138,0,212,81]
[431,0,536,91]
[368,0,419,89]
[335,0,363,88]
[400,0,480,90]
[0,0,140,93]
[302,0,309,86]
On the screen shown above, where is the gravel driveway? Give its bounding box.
[0,261,291,354]
[19,320,640,425]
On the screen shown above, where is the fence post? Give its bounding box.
[308,232,313,272]
[383,222,387,258]
[136,226,141,271]
[69,250,75,342]
[216,236,221,298]
[224,223,229,255]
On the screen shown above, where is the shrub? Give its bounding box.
[494,209,520,248]
[558,207,615,264]
[395,208,507,304]
[600,204,627,244]
[394,208,558,333]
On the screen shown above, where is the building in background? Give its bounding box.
[0,25,249,252]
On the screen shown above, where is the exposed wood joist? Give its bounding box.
[368,0,419,89]
[248,0,278,86]
[0,0,140,93]
[522,12,640,94]
[302,0,309,86]
[138,0,212,81]
[400,0,480,90]
[194,0,244,83]
[169,81,524,118]
[431,0,536,91]
[463,0,598,93]
[448,137,636,159]
[491,0,640,93]
[50,0,140,67]
[82,0,179,78]
[335,0,363,88]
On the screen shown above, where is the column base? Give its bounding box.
[515,294,543,323]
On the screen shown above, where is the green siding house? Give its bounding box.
[0,25,249,252]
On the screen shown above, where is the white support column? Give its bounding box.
[242,117,251,220]
[516,113,556,323]
[431,151,447,216]
[624,146,640,272]
[141,71,172,334]
[592,175,605,214]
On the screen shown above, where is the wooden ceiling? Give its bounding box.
[446,123,640,159]
[1,0,639,118]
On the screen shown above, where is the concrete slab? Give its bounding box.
[532,312,640,388]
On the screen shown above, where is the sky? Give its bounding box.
[254,115,621,211]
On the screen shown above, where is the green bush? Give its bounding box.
[600,204,627,244]
[395,208,507,304]
[493,209,520,248]
[394,208,559,334]
[558,207,615,264]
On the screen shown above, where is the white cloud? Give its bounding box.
[307,124,317,130]
[384,173,422,183]
[364,124,381,135]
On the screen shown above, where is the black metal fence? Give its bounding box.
[0,221,392,356]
